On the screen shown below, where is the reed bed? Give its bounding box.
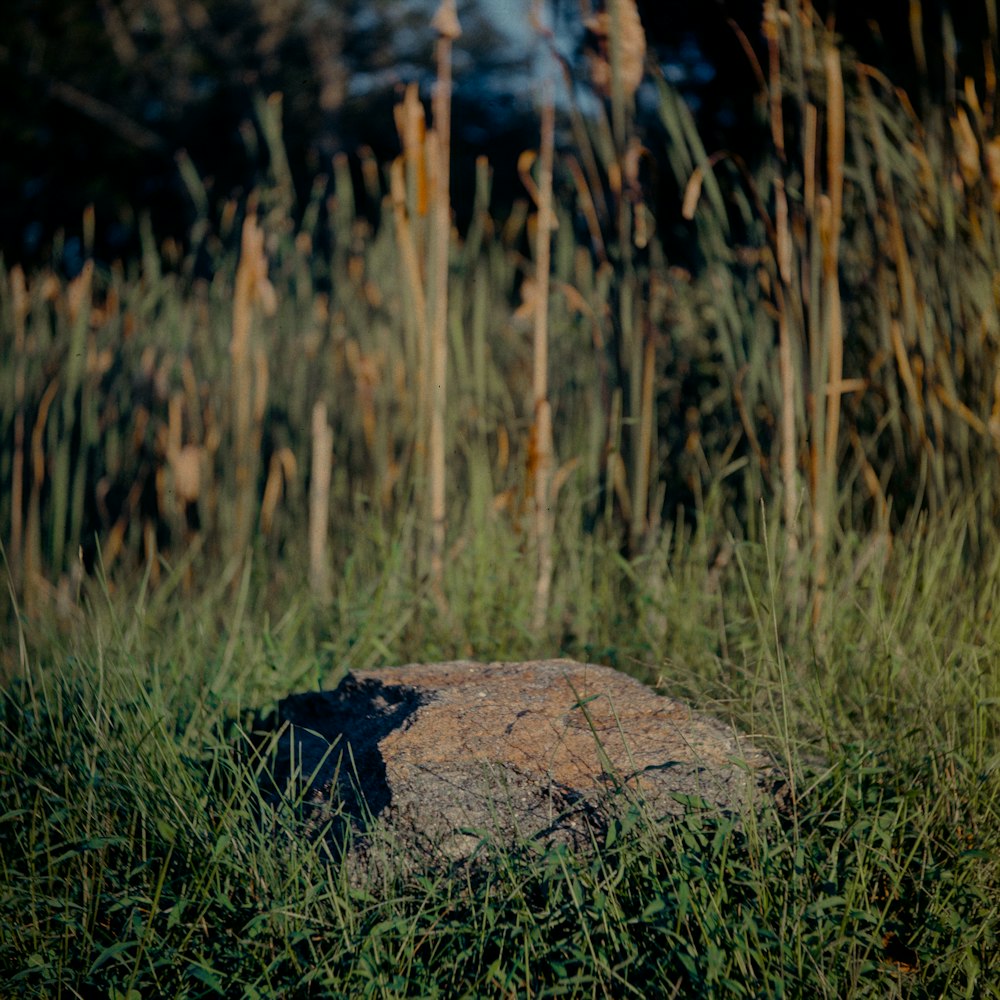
[1,0,999,631]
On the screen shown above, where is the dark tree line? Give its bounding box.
[0,0,986,267]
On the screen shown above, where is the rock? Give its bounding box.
[248,659,782,871]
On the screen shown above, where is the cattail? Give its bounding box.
[309,402,333,602]
[230,213,276,574]
[530,92,556,633]
[428,0,459,603]
[583,0,646,102]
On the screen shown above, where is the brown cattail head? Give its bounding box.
[583,0,646,101]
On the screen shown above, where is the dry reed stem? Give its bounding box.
[822,41,846,464]
[887,201,926,441]
[763,2,786,158]
[390,158,429,346]
[231,221,257,556]
[25,377,59,617]
[804,102,818,216]
[531,92,556,633]
[428,0,459,602]
[907,0,928,80]
[230,213,275,573]
[584,0,646,103]
[394,84,429,218]
[565,155,606,257]
[144,520,159,587]
[391,88,432,548]
[260,448,296,536]
[50,262,94,577]
[309,402,333,602]
[857,67,927,445]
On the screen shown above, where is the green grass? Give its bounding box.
[1,500,998,998]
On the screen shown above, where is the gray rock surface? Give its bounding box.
[249,659,782,871]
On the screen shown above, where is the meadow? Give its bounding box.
[2,0,1000,995]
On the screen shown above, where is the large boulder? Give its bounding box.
[249,660,782,870]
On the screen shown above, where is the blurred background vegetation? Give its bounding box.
[2,0,1000,640]
[7,0,982,267]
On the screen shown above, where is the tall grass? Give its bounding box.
[3,1,999,630]
[1,495,997,996]
[675,1,1000,624]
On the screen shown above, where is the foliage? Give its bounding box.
[4,3,1000,627]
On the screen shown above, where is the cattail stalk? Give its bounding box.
[309,401,333,602]
[428,0,460,599]
[230,213,275,574]
[531,91,556,633]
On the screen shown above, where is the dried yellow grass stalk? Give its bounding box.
[390,157,429,343]
[951,107,981,186]
[165,390,202,546]
[986,136,1000,210]
[172,445,202,507]
[345,339,383,451]
[394,83,429,219]
[584,0,646,102]
[230,213,276,569]
[25,378,58,616]
[66,260,94,327]
[428,0,459,599]
[387,164,425,525]
[609,450,632,524]
[260,447,296,536]
[392,80,438,576]
[309,402,334,602]
[531,93,556,633]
